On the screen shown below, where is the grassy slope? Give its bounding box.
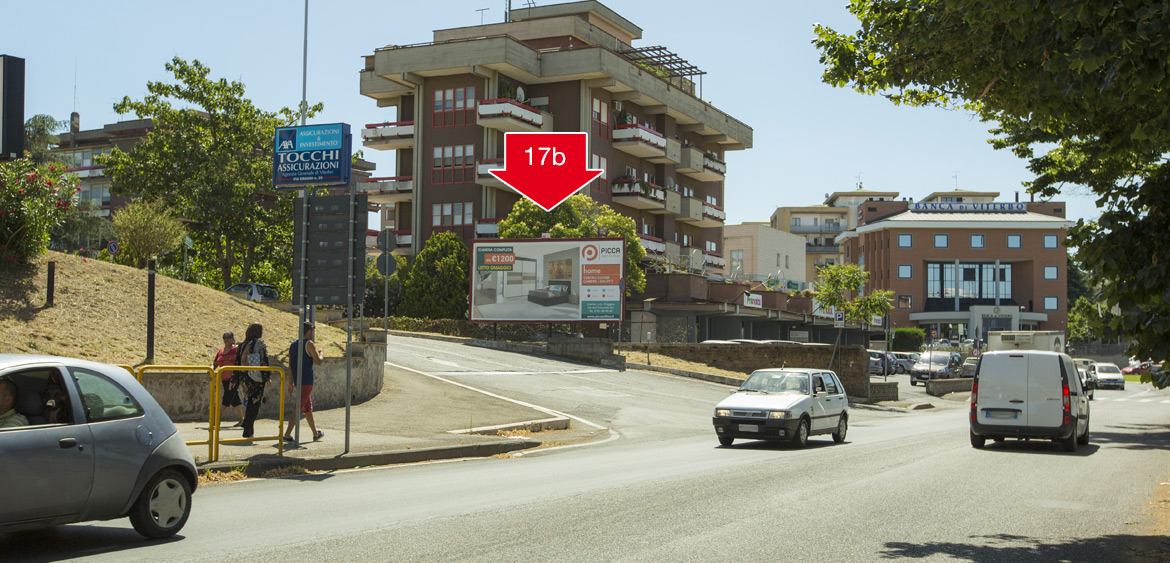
[0,252,349,367]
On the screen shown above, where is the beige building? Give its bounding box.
[770,188,901,282]
[722,222,807,287]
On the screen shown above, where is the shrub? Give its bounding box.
[892,327,926,351]
[0,155,79,266]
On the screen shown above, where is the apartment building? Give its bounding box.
[770,189,899,283]
[357,0,752,270]
[836,189,1074,342]
[721,222,806,288]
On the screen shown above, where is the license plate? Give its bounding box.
[738,424,759,433]
[985,411,1017,420]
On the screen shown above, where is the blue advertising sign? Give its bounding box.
[273,123,352,188]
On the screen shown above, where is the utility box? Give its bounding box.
[986,331,1066,353]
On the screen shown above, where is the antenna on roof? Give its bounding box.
[524,0,536,7]
[953,171,959,190]
[855,173,863,189]
[476,7,489,24]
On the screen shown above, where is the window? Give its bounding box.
[898,265,912,279]
[705,195,718,206]
[934,234,949,248]
[431,202,473,228]
[1007,234,1021,248]
[1044,234,1058,249]
[730,250,744,273]
[71,368,144,422]
[79,183,112,208]
[705,240,717,252]
[823,374,839,394]
[432,86,475,127]
[682,234,692,247]
[898,295,913,309]
[970,234,985,248]
[785,255,790,269]
[591,98,609,139]
[1044,296,1058,310]
[959,264,978,297]
[1044,265,1058,280]
[431,144,475,184]
[792,217,800,227]
[898,234,912,248]
[591,154,608,194]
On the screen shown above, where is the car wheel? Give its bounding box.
[832,415,847,443]
[718,435,734,447]
[1078,416,1090,445]
[897,365,906,374]
[1061,430,1078,452]
[910,380,917,387]
[129,469,192,539]
[791,418,809,449]
[970,430,986,449]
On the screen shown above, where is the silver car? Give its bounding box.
[0,355,197,538]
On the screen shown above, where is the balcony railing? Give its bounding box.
[476,218,501,237]
[477,98,544,132]
[393,230,412,247]
[791,224,845,234]
[806,244,841,253]
[476,158,506,188]
[638,234,666,254]
[362,120,415,151]
[613,124,666,148]
[702,204,726,221]
[703,250,726,268]
[611,179,666,202]
[703,155,727,174]
[358,176,413,203]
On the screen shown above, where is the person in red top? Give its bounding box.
[213,331,245,427]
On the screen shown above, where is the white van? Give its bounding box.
[969,350,1090,452]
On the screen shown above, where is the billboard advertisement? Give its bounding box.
[273,123,352,187]
[470,238,624,323]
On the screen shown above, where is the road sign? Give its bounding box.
[376,253,397,276]
[834,310,845,328]
[183,236,194,249]
[486,132,602,211]
[107,241,119,256]
[377,230,394,250]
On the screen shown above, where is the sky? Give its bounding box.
[4,0,1101,226]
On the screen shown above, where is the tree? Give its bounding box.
[49,201,116,254]
[398,231,468,319]
[1067,254,1090,306]
[813,263,893,327]
[815,2,1170,387]
[101,57,321,288]
[24,115,68,164]
[112,199,186,268]
[0,155,79,266]
[892,327,925,352]
[497,195,646,295]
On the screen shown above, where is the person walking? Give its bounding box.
[213,331,245,427]
[233,323,270,439]
[284,322,324,443]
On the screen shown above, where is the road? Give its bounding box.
[5,336,1169,561]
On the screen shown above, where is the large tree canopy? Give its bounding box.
[101,57,321,289]
[816,2,1170,387]
[498,195,646,296]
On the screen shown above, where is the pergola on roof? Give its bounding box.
[618,45,706,78]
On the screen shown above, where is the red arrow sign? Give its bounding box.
[488,132,603,212]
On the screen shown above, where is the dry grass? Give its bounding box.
[198,467,249,486]
[0,252,349,367]
[617,350,748,381]
[497,428,533,438]
[258,465,322,478]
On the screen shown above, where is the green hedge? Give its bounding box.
[892,327,926,351]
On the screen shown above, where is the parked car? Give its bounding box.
[1077,367,1095,400]
[729,339,762,344]
[758,340,804,345]
[1122,361,1162,376]
[701,340,740,344]
[961,356,979,378]
[889,352,917,374]
[0,355,198,537]
[712,368,849,448]
[970,350,1090,451]
[867,350,896,375]
[1092,362,1125,390]
[910,351,962,385]
[225,282,281,302]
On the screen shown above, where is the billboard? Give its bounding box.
[470,238,624,323]
[273,123,352,187]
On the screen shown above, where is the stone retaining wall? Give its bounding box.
[925,377,973,397]
[868,381,899,403]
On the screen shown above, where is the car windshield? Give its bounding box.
[740,371,810,395]
[1096,364,1121,374]
[919,352,951,365]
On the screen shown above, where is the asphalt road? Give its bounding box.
[5,336,1169,562]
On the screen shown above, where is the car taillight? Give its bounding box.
[1062,381,1071,424]
[970,380,978,421]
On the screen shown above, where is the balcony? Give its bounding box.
[357,176,413,204]
[689,155,726,182]
[791,223,845,234]
[653,188,680,216]
[361,120,415,151]
[477,98,551,133]
[71,166,105,179]
[610,179,666,211]
[676,196,704,224]
[648,137,681,165]
[475,159,507,188]
[703,250,726,268]
[638,234,666,255]
[393,230,412,250]
[695,203,726,228]
[476,218,501,238]
[806,244,841,253]
[613,124,667,160]
[677,146,704,176]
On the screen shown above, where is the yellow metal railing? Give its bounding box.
[213,366,286,461]
[137,365,218,462]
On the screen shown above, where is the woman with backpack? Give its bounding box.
[232,322,270,439]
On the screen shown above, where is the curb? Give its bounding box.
[625,362,744,386]
[200,440,542,476]
[447,416,571,436]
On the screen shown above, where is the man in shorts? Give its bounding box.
[284,322,324,443]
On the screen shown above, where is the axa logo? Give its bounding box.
[277,129,297,152]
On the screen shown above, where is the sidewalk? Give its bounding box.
[177,360,580,475]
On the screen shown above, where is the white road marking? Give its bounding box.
[429,369,616,376]
[429,358,461,368]
[386,361,610,431]
[1114,398,1129,402]
[1138,399,1154,403]
[1162,400,1170,404]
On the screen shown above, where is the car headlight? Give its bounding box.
[769,411,789,419]
[715,409,730,417]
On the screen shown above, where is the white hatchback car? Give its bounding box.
[712,369,849,448]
